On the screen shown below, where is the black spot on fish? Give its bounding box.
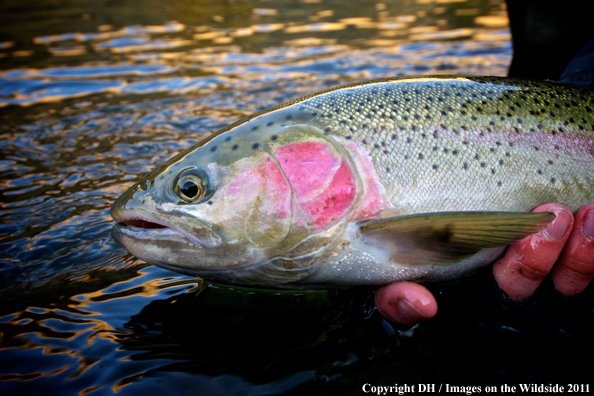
[211,146,217,152]
[480,162,486,167]
[537,169,543,175]
[497,181,502,187]
[491,169,496,174]
[548,160,554,165]
[225,136,232,141]
[362,139,368,145]
[551,177,556,183]
[433,146,438,151]
[406,137,412,143]
[386,167,391,172]
[286,115,292,120]
[252,143,259,150]
[271,135,278,141]
[418,153,424,160]
[452,150,458,155]
[391,134,397,140]
[490,148,495,152]
[208,201,213,205]
[432,164,438,169]
[232,144,238,150]
[443,148,449,154]
[463,163,468,170]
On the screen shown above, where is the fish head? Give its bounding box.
[111,118,362,283]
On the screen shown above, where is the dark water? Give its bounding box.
[1,1,592,395]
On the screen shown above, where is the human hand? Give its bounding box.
[375,203,594,325]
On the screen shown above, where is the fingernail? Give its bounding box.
[397,298,427,321]
[544,210,572,241]
[582,210,594,240]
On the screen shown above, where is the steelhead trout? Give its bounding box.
[111,75,594,288]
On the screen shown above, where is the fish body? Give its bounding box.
[111,75,594,288]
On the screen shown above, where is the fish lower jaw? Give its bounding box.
[112,222,205,248]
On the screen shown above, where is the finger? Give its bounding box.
[492,204,573,301]
[375,281,437,325]
[551,204,594,297]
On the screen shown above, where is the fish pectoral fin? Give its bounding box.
[356,211,555,265]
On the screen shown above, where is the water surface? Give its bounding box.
[1,0,592,394]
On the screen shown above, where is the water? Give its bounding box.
[1,1,592,394]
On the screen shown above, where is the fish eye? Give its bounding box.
[173,168,206,203]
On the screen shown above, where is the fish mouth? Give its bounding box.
[120,218,169,230]
[112,210,222,248]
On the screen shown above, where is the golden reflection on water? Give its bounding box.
[1,0,509,106]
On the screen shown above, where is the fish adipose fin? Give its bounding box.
[356,211,555,265]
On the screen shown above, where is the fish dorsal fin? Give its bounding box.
[356,211,555,265]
